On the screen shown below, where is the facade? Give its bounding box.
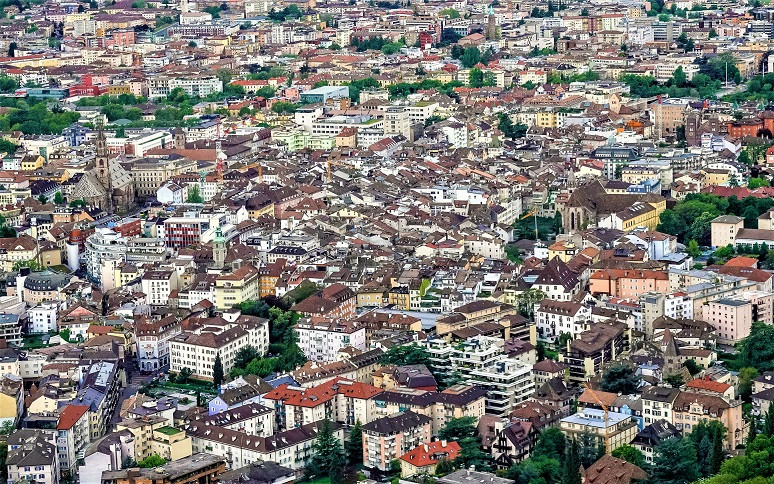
[296,319,366,362]
[560,409,639,453]
[363,411,433,472]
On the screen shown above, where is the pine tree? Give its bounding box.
[345,421,363,464]
[764,409,774,437]
[710,429,724,474]
[698,435,712,477]
[213,353,224,388]
[307,419,345,479]
[562,439,582,484]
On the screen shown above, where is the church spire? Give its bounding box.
[95,118,112,213]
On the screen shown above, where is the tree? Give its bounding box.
[0,421,14,435]
[345,420,363,465]
[271,101,297,114]
[233,345,260,371]
[764,408,774,437]
[532,427,566,460]
[37,194,48,204]
[689,420,726,476]
[53,191,63,205]
[600,365,640,394]
[306,419,345,479]
[738,322,774,372]
[178,367,192,383]
[69,199,87,208]
[665,373,684,388]
[611,444,646,468]
[651,438,700,484]
[738,367,759,402]
[7,42,16,57]
[439,417,491,470]
[657,209,688,241]
[186,185,204,203]
[683,359,701,375]
[686,239,701,258]
[435,457,455,475]
[577,431,604,468]
[460,47,481,68]
[673,66,687,87]
[213,353,224,388]
[562,439,582,484]
[137,455,167,468]
[380,344,431,366]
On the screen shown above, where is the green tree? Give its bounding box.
[738,367,759,402]
[306,419,345,479]
[749,177,771,189]
[137,455,167,468]
[345,420,363,464]
[651,438,700,484]
[380,344,431,366]
[562,439,582,484]
[53,191,64,205]
[600,365,640,394]
[435,457,456,475]
[460,47,481,68]
[440,417,491,471]
[665,373,684,388]
[738,322,774,372]
[672,66,687,87]
[213,353,224,388]
[657,209,688,241]
[611,444,646,468]
[686,239,701,258]
[186,185,204,203]
[37,194,48,204]
[271,101,297,114]
[683,359,701,375]
[533,427,566,460]
[177,367,192,383]
[0,441,7,479]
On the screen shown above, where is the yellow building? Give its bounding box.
[0,379,21,426]
[535,111,558,128]
[117,418,193,462]
[702,168,731,187]
[357,284,387,308]
[547,241,579,263]
[20,154,44,171]
[215,264,261,310]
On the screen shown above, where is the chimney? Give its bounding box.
[441,440,447,447]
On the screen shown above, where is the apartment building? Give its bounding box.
[136,316,182,373]
[169,326,249,381]
[147,75,223,100]
[559,321,629,384]
[140,270,179,307]
[535,300,592,341]
[56,404,90,478]
[187,421,342,471]
[296,319,366,362]
[215,264,262,310]
[560,409,638,453]
[363,411,432,472]
[263,377,383,430]
[704,291,774,344]
[115,416,192,462]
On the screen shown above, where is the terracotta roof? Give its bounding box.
[685,378,731,394]
[400,441,461,467]
[57,404,89,430]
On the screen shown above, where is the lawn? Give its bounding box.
[302,478,331,484]
[156,426,182,436]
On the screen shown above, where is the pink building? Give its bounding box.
[704,291,774,344]
[363,411,432,472]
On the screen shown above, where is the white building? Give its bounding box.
[426,336,534,415]
[140,270,179,307]
[295,319,366,363]
[84,228,128,285]
[136,316,183,372]
[169,317,268,380]
[27,301,61,334]
[535,300,592,341]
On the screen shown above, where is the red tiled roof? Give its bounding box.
[400,441,461,467]
[57,404,90,430]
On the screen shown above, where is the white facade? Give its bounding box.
[84,229,128,285]
[27,302,61,334]
[296,320,366,363]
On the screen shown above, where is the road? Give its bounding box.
[110,356,153,429]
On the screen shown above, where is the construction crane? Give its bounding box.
[582,383,611,455]
[326,159,350,183]
[521,206,539,241]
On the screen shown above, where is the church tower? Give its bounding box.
[212,226,226,270]
[173,126,187,149]
[95,120,112,212]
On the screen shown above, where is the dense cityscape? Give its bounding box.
[0,0,772,483]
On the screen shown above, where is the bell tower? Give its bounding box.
[95,119,112,212]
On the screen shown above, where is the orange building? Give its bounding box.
[589,269,669,299]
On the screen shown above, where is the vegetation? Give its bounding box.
[651,437,701,484]
[658,193,774,245]
[268,4,302,21]
[439,417,492,471]
[498,113,528,140]
[600,365,640,394]
[305,419,346,482]
[513,212,562,240]
[385,79,463,99]
[186,185,204,203]
[611,445,646,469]
[212,353,224,388]
[345,420,363,465]
[228,302,306,378]
[380,344,431,366]
[137,455,168,468]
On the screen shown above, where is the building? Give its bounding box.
[399,440,460,477]
[7,432,59,484]
[136,316,182,373]
[559,322,629,384]
[560,408,638,453]
[711,215,745,248]
[363,411,432,472]
[299,85,349,103]
[141,270,180,307]
[704,292,774,345]
[57,404,91,478]
[295,319,366,362]
[100,453,225,484]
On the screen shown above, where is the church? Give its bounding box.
[71,125,136,213]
